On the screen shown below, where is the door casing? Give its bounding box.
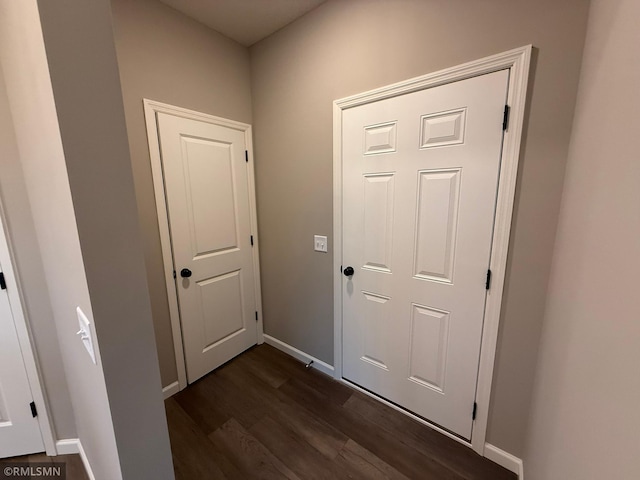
[144,100,264,394]
[333,46,532,455]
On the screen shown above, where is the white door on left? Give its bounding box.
[0,263,44,457]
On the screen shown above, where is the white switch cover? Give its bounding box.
[76,307,96,364]
[314,235,328,253]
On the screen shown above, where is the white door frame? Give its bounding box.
[0,204,57,456]
[143,99,264,393]
[333,45,532,455]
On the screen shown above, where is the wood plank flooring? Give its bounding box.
[168,344,515,480]
[1,453,88,479]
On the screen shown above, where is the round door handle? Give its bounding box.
[180,268,192,278]
[343,266,355,277]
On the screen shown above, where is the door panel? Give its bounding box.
[408,304,450,394]
[363,173,395,273]
[413,168,461,283]
[158,113,258,383]
[342,70,509,439]
[182,137,239,256]
[197,270,245,350]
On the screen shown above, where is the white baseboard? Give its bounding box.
[55,438,95,480]
[162,380,180,399]
[77,439,96,480]
[262,334,335,377]
[55,438,79,455]
[484,443,524,479]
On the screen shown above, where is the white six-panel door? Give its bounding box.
[157,113,259,383]
[342,70,509,439]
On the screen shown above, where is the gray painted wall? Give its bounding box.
[111,0,253,387]
[249,0,589,456]
[36,0,174,478]
[0,63,76,441]
[523,0,640,477]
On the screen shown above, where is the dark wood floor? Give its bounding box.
[167,344,515,480]
[1,453,88,479]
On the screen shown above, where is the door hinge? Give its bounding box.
[250,235,254,246]
[245,150,249,163]
[255,311,258,322]
[340,265,343,273]
[0,272,6,290]
[486,269,492,290]
[502,105,510,131]
[30,401,37,418]
[173,270,176,279]
[472,402,477,420]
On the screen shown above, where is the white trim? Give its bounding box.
[55,439,80,455]
[333,45,532,456]
[0,204,57,456]
[55,439,96,480]
[143,99,265,391]
[56,438,96,480]
[77,439,96,480]
[484,443,524,479]
[162,381,180,399]
[262,335,335,377]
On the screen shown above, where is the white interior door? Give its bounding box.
[0,261,44,458]
[157,113,259,383]
[342,70,509,439]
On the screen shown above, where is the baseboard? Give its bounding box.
[484,443,524,479]
[162,380,180,399]
[262,335,335,377]
[55,439,95,480]
[55,438,79,455]
[77,439,96,480]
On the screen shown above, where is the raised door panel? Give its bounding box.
[408,304,450,394]
[413,169,461,284]
[181,137,239,258]
[364,121,397,155]
[198,270,246,352]
[362,174,395,274]
[420,108,466,149]
[360,291,392,371]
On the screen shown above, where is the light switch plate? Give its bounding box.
[314,235,328,253]
[77,307,96,364]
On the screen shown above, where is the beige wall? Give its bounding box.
[111,0,253,386]
[523,0,640,477]
[249,0,589,455]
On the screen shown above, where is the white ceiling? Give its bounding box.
[158,0,327,46]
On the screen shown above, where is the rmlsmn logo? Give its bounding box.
[1,462,66,479]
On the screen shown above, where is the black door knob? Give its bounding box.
[343,266,355,277]
[180,268,192,278]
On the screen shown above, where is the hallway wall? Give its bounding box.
[249,0,589,456]
[523,0,640,477]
